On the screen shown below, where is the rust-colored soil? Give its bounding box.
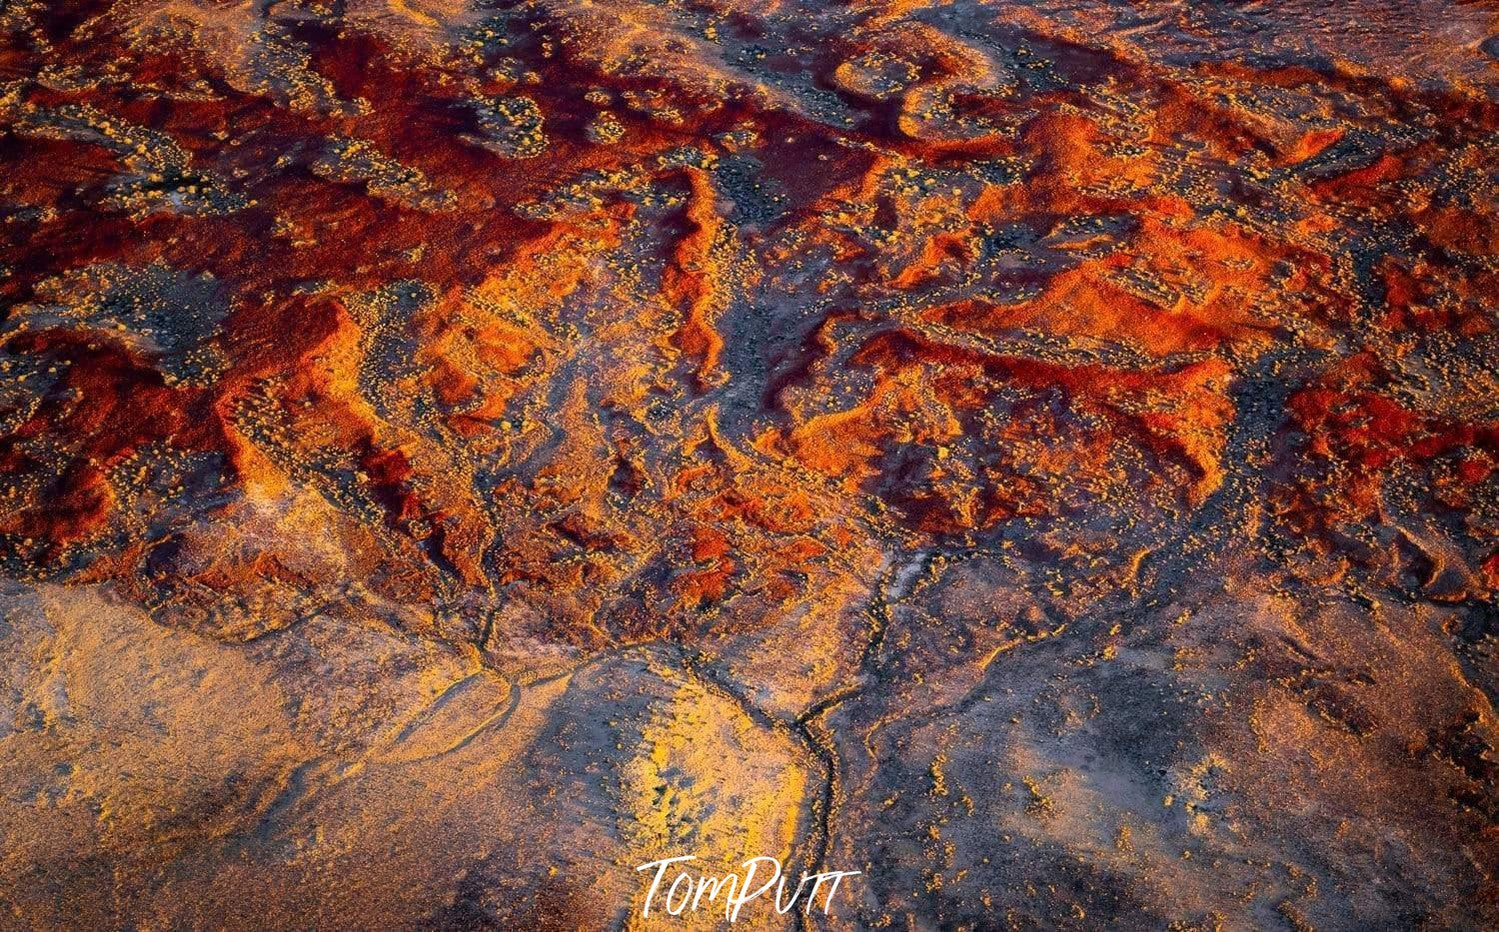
[0,1,1496,928]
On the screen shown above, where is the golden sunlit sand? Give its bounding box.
[0,0,1495,928]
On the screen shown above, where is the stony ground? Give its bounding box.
[0,1,1496,928]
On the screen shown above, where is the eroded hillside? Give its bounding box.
[0,1,1496,928]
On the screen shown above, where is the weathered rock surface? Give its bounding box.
[0,0,1495,927]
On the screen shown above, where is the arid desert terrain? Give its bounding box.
[0,0,1497,928]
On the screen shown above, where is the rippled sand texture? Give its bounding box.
[1,0,1497,928]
